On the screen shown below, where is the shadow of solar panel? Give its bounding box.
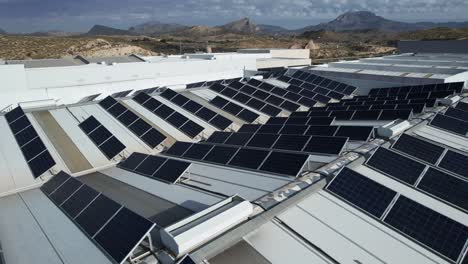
[41,171,70,195]
[79,116,100,134]
[89,126,112,145]
[166,142,192,156]
[135,155,167,176]
[438,150,468,179]
[183,144,213,159]
[259,151,308,177]
[225,133,253,146]
[327,167,396,218]
[206,132,230,143]
[246,133,279,149]
[366,148,425,185]
[210,115,232,130]
[142,98,162,112]
[303,136,347,155]
[274,133,310,149]
[171,94,190,107]
[94,208,154,264]
[445,108,468,122]
[383,196,468,262]
[258,125,282,134]
[182,101,203,113]
[180,121,205,138]
[335,126,373,141]
[21,137,46,161]
[10,116,30,134]
[61,184,100,218]
[50,177,83,205]
[153,104,174,119]
[237,109,259,123]
[305,125,337,136]
[16,126,38,147]
[5,106,25,123]
[108,103,127,117]
[100,137,126,159]
[129,119,151,136]
[160,89,178,100]
[203,145,238,164]
[99,97,118,110]
[153,159,191,183]
[119,153,147,171]
[167,112,189,127]
[418,168,468,211]
[228,148,269,169]
[392,134,445,164]
[75,194,121,237]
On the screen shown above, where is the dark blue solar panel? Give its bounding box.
[366,148,426,185]
[5,106,25,123]
[9,116,30,134]
[135,155,167,176]
[40,171,70,195]
[445,107,468,122]
[183,144,213,160]
[165,142,192,156]
[99,96,118,110]
[49,177,83,205]
[392,134,445,164]
[225,133,253,146]
[430,114,468,136]
[238,124,260,133]
[180,121,205,138]
[119,153,147,171]
[305,125,337,136]
[438,150,468,179]
[259,151,308,177]
[75,194,121,237]
[334,126,373,141]
[88,126,112,145]
[152,159,190,183]
[203,145,238,164]
[273,135,310,151]
[303,136,347,155]
[237,109,259,123]
[129,119,151,137]
[246,133,279,149]
[141,129,167,148]
[79,116,100,134]
[15,126,38,147]
[21,137,46,161]
[206,132,230,144]
[327,167,397,218]
[209,115,232,130]
[61,185,100,218]
[100,136,126,159]
[384,196,468,262]
[228,148,269,169]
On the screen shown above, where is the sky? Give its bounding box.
[0,0,467,33]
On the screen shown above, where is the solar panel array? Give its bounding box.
[243,79,313,109]
[164,141,309,177]
[4,106,56,178]
[41,171,155,264]
[266,116,335,126]
[78,116,126,159]
[209,83,282,116]
[208,96,259,123]
[132,92,205,138]
[237,124,373,141]
[368,82,464,97]
[429,113,468,136]
[456,101,468,111]
[445,107,468,122]
[391,134,468,179]
[307,101,427,114]
[119,152,191,183]
[291,108,413,121]
[326,168,468,262]
[133,87,159,96]
[366,147,468,211]
[159,89,233,130]
[186,78,242,89]
[205,131,348,155]
[99,96,167,148]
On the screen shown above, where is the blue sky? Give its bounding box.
[1,0,467,33]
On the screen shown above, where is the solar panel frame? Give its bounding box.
[430,114,468,136]
[438,150,468,179]
[392,134,445,164]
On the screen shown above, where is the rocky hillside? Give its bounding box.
[87,25,134,36]
[219,18,258,33]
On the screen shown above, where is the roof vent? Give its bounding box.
[377,120,411,138]
[160,195,253,257]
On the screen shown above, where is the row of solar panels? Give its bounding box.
[290,109,413,121]
[78,116,126,159]
[186,78,242,89]
[237,124,374,141]
[204,131,348,155]
[133,92,206,138]
[41,171,154,264]
[4,107,56,178]
[338,97,437,107]
[277,75,347,102]
[99,96,167,148]
[164,141,309,177]
[243,79,318,107]
[283,70,357,95]
[209,96,260,123]
[326,167,468,263]
[430,113,468,136]
[118,152,191,184]
[312,102,426,113]
[368,82,464,97]
[160,89,234,130]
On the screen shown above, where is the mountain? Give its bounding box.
[0,28,6,34]
[257,24,290,35]
[219,17,258,34]
[298,11,468,33]
[87,25,134,36]
[28,30,80,37]
[129,21,189,35]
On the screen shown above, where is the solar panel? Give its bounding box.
[430,114,468,136]
[280,125,308,135]
[171,94,190,106]
[378,110,412,121]
[272,135,310,151]
[384,196,468,262]
[167,112,189,127]
[117,111,139,127]
[305,125,338,136]
[135,155,166,176]
[206,131,230,144]
[75,194,122,237]
[392,134,445,164]
[5,106,25,123]
[260,104,281,116]
[203,145,238,164]
[164,142,192,156]
[29,152,56,177]
[108,103,127,117]
[183,144,213,159]
[100,137,126,159]
[210,96,229,108]
[417,167,468,211]
[237,109,259,123]
[61,185,100,218]
[182,101,203,113]
[456,101,468,111]
[80,116,126,159]
[89,126,113,145]
[445,107,468,122]
[366,148,426,185]
[246,133,279,149]
[15,126,38,147]
[438,150,468,179]
[140,129,167,148]
[195,108,216,121]
[179,121,205,138]
[99,96,118,110]
[225,133,253,146]
[305,134,347,154]
[152,159,191,183]
[209,115,232,130]
[160,89,178,100]
[79,116,101,134]
[119,153,147,171]
[259,151,308,177]
[258,124,282,134]
[10,116,30,134]
[326,167,397,218]
[228,148,269,169]
[40,171,71,195]
[351,110,381,120]
[21,137,46,161]
[335,126,373,141]
[49,176,83,205]
[238,124,261,133]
